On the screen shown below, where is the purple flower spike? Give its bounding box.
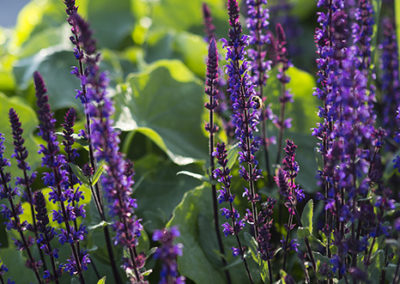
[246,0,273,183]
[153,227,185,284]
[0,133,42,283]
[223,0,262,240]
[380,18,400,144]
[8,107,50,272]
[69,13,145,281]
[202,3,215,42]
[34,71,87,282]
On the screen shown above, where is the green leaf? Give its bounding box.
[226,143,240,170]
[10,0,65,50]
[286,67,318,133]
[114,60,208,165]
[176,171,210,183]
[0,93,41,175]
[0,248,35,282]
[92,161,106,186]
[151,0,226,33]
[173,32,207,77]
[97,276,106,284]
[301,199,314,234]
[396,0,400,59]
[133,155,203,232]
[166,184,226,284]
[287,0,316,19]
[13,48,81,110]
[87,0,135,49]
[88,221,110,231]
[69,163,90,185]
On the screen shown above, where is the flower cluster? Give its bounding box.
[213,142,252,281]
[380,17,400,143]
[0,133,42,282]
[152,227,185,284]
[67,10,145,281]
[246,0,273,181]
[269,0,302,57]
[213,143,244,237]
[223,0,262,234]
[34,71,89,278]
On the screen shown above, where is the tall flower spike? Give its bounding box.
[246,0,273,184]
[276,140,302,270]
[34,71,88,282]
[152,227,185,284]
[8,108,48,272]
[202,4,235,140]
[224,0,262,242]
[272,23,293,164]
[0,133,42,283]
[380,18,400,145]
[69,14,145,282]
[202,3,215,42]
[268,0,302,57]
[65,1,124,281]
[204,38,232,283]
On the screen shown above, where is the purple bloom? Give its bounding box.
[269,0,302,57]
[257,198,275,261]
[0,134,42,282]
[246,0,271,91]
[202,3,215,42]
[34,71,87,280]
[246,0,273,181]
[223,0,262,238]
[153,227,185,284]
[204,38,219,135]
[380,18,400,145]
[69,13,144,280]
[213,143,243,235]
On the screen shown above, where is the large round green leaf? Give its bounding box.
[13,48,81,110]
[133,154,203,231]
[266,66,317,134]
[151,0,227,35]
[87,0,135,49]
[166,184,227,284]
[144,30,208,77]
[13,48,131,111]
[114,60,208,165]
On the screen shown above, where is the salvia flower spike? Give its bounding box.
[380,17,400,146]
[65,1,123,281]
[204,37,232,283]
[68,13,145,282]
[34,71,88,283]
[223,0,262,240]
[152,227,185,284]
[246,0,273,184]
[0,133,42,283]
[8,108,48,271]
